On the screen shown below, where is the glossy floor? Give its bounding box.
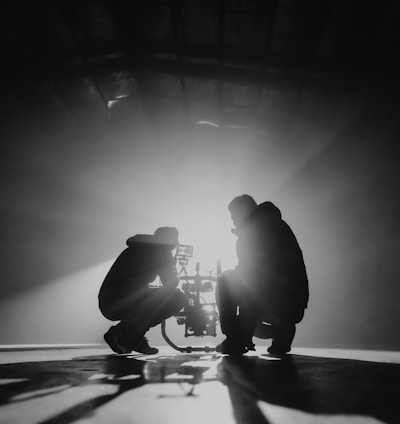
[0,345,399,424]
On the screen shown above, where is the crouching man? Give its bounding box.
[216,195,309,355]
[99,227,185,354]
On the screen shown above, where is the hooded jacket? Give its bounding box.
[98,234,178,310]
[235,201,309,318]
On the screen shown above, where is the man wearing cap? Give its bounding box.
[99,227,184,354]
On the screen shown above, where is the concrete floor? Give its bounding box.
[0,345,399,424]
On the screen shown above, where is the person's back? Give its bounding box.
[98,234,174,317]
[237,201,309,320]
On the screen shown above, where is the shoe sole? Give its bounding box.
[130,346,159,355]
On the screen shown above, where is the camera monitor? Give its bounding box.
[176,244,193,266]
[176,244,193,258]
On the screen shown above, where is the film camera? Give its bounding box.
[161,244,220,352]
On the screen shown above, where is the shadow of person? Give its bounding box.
[217,353,400,424]
[217,355,297,424]
[38,352,215,423]
[0,352,217,424]
[0,354,148,424]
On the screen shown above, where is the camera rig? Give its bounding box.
[161,244,220,352]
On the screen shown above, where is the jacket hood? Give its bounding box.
[255,201,282,221]
[232,201,282,235]
[126,232,178,249]
[126,234,156,247]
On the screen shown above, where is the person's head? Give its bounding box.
[228,194,258,228]
[154,226,179,249]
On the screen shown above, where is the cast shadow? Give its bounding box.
[217,353,400,424]
[2,351,399,424]
[0,352,214,424]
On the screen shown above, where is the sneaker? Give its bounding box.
[267,345,291,355]
[216,337,248,355]
[104,327,131,354]
[130,335,159,355]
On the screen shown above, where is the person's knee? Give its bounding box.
[218,269,236,284]
[161,288,185,314]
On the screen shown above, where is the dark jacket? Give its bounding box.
[235,202,309,320]
[98,234,178,311]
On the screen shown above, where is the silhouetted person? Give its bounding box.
[216,195,309,355]
[99,227,185,354]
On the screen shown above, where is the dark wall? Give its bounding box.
[279,89,400,349]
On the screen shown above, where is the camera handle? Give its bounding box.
[161,320,216,353]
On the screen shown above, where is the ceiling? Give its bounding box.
[2,0,399,130]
